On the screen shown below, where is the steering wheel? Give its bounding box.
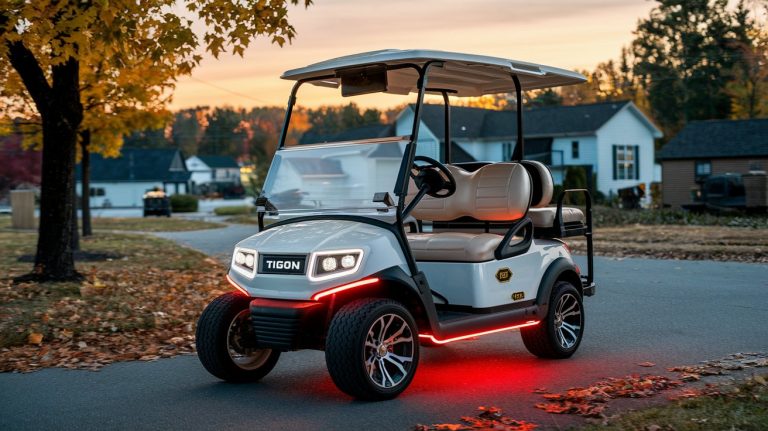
[410,156,457,198]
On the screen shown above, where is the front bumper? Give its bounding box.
[249,298,327,350]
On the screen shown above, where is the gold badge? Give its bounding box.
[512,292,525,301]
[495,267,512,283]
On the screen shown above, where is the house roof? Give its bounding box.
[658,118,768,160]
[419,101,654,140]
[282,49,586,95]
[299,124,395,145]
[197,155,239,169]
[76,148,190,182]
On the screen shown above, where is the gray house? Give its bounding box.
[658,118,768,209]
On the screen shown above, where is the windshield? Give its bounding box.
[261,140,407,214]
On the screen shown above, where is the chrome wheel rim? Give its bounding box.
[227,309,271,370]
[553,293,582,349]
[364,313,415,389]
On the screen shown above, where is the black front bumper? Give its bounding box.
[249,298,327,351]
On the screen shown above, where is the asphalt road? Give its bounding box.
[1,225,767,430]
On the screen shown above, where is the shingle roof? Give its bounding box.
[419,101,634,140]
[76,148,190,182]
[198,155,239,169]
[658,119,768,160]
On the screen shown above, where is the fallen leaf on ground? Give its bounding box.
[416,407,538,431]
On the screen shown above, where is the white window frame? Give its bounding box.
[614,145,637,180]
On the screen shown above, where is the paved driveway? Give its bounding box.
[1,225,766,430]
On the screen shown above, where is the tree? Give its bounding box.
[0,0,312,281]
[631,0,741,136]
[727,1,768,119]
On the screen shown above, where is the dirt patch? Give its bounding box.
[567,225,768,263]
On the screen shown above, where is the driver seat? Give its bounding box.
[406,163,532,262]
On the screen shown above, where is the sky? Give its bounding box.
[168,0,657,110]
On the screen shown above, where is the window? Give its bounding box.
[89,187,105,197]
[613,145,639,180]
[571,141,579,159]
[695,160,711,178]
[502,142,513,160]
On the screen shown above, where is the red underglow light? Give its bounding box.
[311,277,380,301]
[226,274,251,297]
[418,320,540,344]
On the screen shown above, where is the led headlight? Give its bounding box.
[309,249,363,281]
[231,247,257,278]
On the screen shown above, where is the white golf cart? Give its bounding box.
[196,50,596,400]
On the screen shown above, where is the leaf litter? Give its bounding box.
[415,352,768,429]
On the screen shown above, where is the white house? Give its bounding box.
[76,148,190,208]
[396,101,663,199]
[185,155,241,195]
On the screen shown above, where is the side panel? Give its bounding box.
[417,239,572,308]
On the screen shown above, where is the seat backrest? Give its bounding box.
[520,160,554,208]
[410,163,532,222]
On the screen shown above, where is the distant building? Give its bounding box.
[185,155,242,196]
[75,148,190,208]
[396,101,662,199]
[658,118,768,209]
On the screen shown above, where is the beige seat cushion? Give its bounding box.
[409,163,531,222]
[528,207,585,228]
[407,232,503,262]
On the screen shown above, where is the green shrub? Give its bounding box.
[213,205,253,216]
[169,194,198,213]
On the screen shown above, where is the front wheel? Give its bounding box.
[196,292,280,382]
[521,281,584,358]
[325,298,420,400]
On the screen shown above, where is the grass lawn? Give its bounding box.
[0,227,229,372]
[0,214,223,232]
[568,224,768,263]
[580,374,768,431]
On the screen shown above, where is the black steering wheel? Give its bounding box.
[410,155,457,198]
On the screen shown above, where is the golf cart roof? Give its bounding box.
[281,49,586,96]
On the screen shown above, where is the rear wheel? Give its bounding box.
[325,298,419,400]
[196,292,280,382]
[521,281,584,358]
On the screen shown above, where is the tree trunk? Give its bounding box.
[71,174,79,252]
[80,130,92,237]
[32,59,83,281]
[7,38,83,281]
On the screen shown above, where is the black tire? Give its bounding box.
[521,281,584,359]
[196,292,280,382]
[325,298,420,400]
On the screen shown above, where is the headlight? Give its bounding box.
[232,247,257,278]
[309,249,363,281]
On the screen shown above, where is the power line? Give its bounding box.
[188,76,276,105]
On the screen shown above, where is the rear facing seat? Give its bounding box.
[406,163,531,262]
[521,161,586,231]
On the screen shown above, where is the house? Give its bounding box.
[395,101,663,199]
[75,148,190,208]
[185,155,242,195]
[657,118,768,209]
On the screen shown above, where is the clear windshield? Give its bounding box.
[261,140,407,214]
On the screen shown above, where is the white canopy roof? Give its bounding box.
[281,49,586,96]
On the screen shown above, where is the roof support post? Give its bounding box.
[511,74,524,161]
[442,91,451,163]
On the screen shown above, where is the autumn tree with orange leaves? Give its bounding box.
[0,0,312,281]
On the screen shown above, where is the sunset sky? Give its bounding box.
[169,0,657,110]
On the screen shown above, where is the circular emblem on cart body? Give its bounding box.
[495,267,512,283]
